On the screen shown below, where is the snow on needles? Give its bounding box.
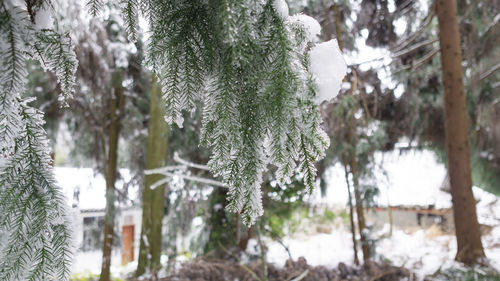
[309,39,347,104]
[289,14,321,42]
[273,0,289,19]
[272,0,347,104]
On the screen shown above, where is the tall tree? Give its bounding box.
[136,78,170,277]
[99,72,126,281]
[436,0,485,265]
[346,85,371,261]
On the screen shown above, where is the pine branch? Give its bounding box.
[33,30,77,104]
[0,5,75,280]
[0,99,73,281]
[0,5,30,156]
[142,0,334,224]
[86,0,104,16]
[120,0,139,42]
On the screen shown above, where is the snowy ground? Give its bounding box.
[265,150,500,279]
[264,223,500,280]
[72,251,136,278]
[66,149,500,280]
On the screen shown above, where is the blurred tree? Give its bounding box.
[436,0,485,265]
[64,8,145,281]
[136,78,170,277]
[99,70,126,281]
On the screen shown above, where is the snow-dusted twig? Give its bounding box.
[173,152,210,171]
[144,165,188,175]
[145,153,228,189]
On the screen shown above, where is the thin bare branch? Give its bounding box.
[391,38,438,59]
[392,1,436,53]
[479,62,500,81]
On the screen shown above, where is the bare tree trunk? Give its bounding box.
[343,160,359,266]
[347,70,371,262]
[349,152,370,261]
[136,78,170,277]
[99,73,126,281]
[436,0,485,265]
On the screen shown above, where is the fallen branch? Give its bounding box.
[289,269,309,281]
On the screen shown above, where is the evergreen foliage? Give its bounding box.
[33,29,77,104]
[0,0,345,279]
[0,99,73,281]
[0,1,76,280]
[106,0,335,225]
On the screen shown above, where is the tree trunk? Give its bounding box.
[349,152,370,261]
[436,0,485,265]
[346,70,370,262]
[136,78,170,277]
[343,160,359,266]
[99,73,126,281]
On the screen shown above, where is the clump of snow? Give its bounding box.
[309,39,347,104]
[273,0,289,19]
[289,14,321,42]
[34,5,53,30]
[473,186,500,225]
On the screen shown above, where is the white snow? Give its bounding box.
[273,0,289,19]
[289,14,321,42]
[313,149,500,213]
[312,149,450,208]
[266,226,354,266]
[309,39,347,104]
[265,223,500,280]
[474,187,500,225]
[54,167,135,210]
[72,250,137,277]
[268,149,500,279]
[34,5,53,30]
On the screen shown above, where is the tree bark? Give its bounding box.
[343,160,359,266]
[99,72,126,281]
[436,0,485,265]
[136,78,170,277]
